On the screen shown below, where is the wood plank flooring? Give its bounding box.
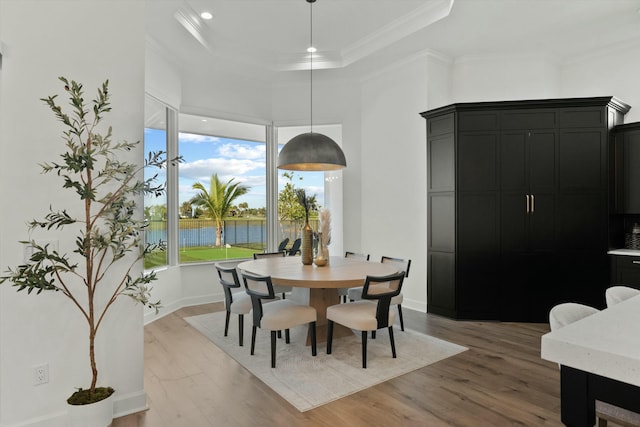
[113,303,565,427]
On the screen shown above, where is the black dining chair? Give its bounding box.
[327,271,405,368]
[338,251,370,303]
[253,252,293,299]
[242,272,317,368]
[348,256,411,331]
[215,262,252,346]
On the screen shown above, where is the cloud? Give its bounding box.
[180,158,263,181]
[219,143,265,160]
[179,132,221,144]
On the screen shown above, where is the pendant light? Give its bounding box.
[277,0,347,171]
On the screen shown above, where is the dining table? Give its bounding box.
[236,255,399,344]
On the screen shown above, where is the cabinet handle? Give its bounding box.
[531,194,535,213]
[525,195,530,213]
[633,261,640,265]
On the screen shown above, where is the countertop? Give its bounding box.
[541,294,640,387]
[608,248,640,256]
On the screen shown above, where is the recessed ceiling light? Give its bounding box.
[201,119,207,122]
[307,46,317,53]
[200,11,213,20]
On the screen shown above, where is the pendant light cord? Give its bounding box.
[309,0,313,134]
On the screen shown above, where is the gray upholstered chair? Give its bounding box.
[337,251,370,303]
[605,285,640,308]
[253,251,293,299]
[242,272,317,368]
[215,263,252,346]
[549,302,640,427]
[327,271,405,368]
[348,256,411,331]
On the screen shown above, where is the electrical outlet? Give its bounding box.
[33,363,49,386]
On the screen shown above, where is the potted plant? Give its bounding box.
[0,77,176,426]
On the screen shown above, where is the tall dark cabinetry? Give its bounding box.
[422,97,629,322]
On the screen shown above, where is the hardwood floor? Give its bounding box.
[113,303,565,427]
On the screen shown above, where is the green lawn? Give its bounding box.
[144,246,260,269]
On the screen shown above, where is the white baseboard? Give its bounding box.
[143,291,223,325]
[1,391,147,427]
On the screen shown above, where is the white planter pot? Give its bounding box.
[68,394,114,427]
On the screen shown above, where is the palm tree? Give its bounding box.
[191,173,250,247]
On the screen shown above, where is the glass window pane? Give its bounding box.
[178,114,267,263]
[144,97,169,269]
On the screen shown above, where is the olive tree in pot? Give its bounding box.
[0,77,177,426]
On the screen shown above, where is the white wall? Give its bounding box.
[0,1,146,426]
[561,41,640,122]
[360,54,430,312]
[452,53,562,103]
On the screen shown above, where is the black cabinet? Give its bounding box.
[612,123,640,214]
[610,254,640,287]
[422,97,630,322]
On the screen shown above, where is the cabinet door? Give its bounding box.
[623,130,640,213]
[459,132,499,192]
[528,131,557,252]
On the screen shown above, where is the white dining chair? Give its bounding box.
[549,302,640,427]
[338,251,370,303]
[348,256,411,331]
[215,263,253,346]
[253,251,293,299]
[242,272,317,368]
[327,271,405,368]
[605,285,640,308]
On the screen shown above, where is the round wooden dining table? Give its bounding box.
[236,255,398,344]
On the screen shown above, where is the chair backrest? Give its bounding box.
[381,256,411,278]
[548,302,599,331]
[277,238,290,252]
[241,272,276,327]
[345,251,370,261]
[288,238,301,256]
[215,262,241,310]
[254,251,286,259]
[362,271,405,329]
[605,285,640,307]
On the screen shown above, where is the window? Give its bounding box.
[143,96,170,269]
[143,109,344,267]
[178,114,267,263]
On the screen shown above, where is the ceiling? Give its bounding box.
[146,0,640,83]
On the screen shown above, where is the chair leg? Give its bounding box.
[250,326,257,355]
[361,330,368,369]
[224,311,230,337]
[277,330,282,339]
[397,304,405,331]
[326,320,334,354]
[285,328,290,344]
[309,322,317,356]
[270,331,277,368]
[389,326,397,358]
[282,292,286,300]
[238,314,244,346]
[597,418,607,427]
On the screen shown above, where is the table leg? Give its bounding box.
[560,366,593,427]
[306,288,352,345]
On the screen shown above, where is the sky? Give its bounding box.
[144,128,325,210]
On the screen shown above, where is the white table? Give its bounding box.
[541,294,640,426]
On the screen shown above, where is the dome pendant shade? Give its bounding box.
[278,132,347,171]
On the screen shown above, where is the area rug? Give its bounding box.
[185,311,467,412]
